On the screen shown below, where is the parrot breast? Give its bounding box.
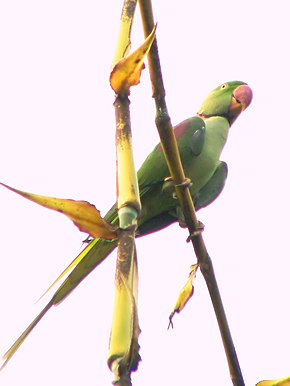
[186,116,230,196]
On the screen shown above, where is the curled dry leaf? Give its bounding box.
[168,264,199,329]
[0,182,118,240]
[110,24,157,95]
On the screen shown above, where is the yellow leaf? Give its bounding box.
[110,24,157,94]
[0,182,118,240]
[256,377,290,386]
[168,264,199,329]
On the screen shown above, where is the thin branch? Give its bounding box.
[138,1,245,385]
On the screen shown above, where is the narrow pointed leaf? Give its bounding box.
[110,24,156,94]
[38,237,103,300]
[1,302,53,369]
[0,238,118,368]
[168,264,199,329]
[0,183,117,240]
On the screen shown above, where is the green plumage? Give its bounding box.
[1,81,252,366]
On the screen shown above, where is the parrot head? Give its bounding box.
[197,81,253,125]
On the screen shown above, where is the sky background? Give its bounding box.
[0,1,290,385]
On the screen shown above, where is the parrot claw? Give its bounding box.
[164,177,192,189]
[175,177,192,189]
[163,177,192,199]
[186,221,205,242]
[174,178,192,199]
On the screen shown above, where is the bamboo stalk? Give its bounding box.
[108,1,141,384]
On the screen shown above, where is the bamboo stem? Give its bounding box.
[108,1,141,384]
[138,1,245,384]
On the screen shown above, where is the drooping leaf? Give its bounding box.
[0,236,118,370]
[38,237,107,300]
[0,182,118,240]
[256,376,290,386]
[110,24,157,94]
[168,264,199,329]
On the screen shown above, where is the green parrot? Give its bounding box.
[1,80,252,366]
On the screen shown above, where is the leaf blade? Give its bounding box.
[110,24,157,94]
[0,183,118,240]
[168,264,199,329]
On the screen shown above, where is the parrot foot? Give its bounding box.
[186,221,205,242]
[163,177,192,199]
[175,177,192,189]
[173,177,192,199]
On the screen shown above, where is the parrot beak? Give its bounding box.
[227,84,252,125]
[232,84,253,111]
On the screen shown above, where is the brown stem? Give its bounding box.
[138,1,245,385]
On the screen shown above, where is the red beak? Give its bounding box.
[233,84,253,111]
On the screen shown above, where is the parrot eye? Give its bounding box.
[221,84,228,90]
